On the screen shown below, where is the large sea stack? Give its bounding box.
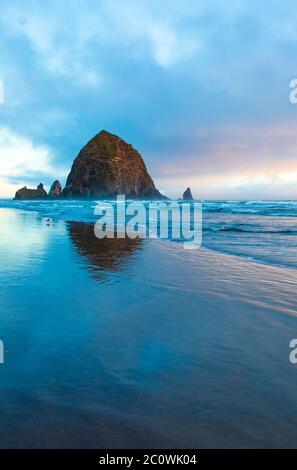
[62,130,165,199]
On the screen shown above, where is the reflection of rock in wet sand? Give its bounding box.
[68,221,142,279]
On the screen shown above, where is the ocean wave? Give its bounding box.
[217,226,297,234]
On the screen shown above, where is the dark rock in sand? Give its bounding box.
[14,183,48,200]
[63,130,165,199]
[49,180,62,198]
[183,187,194,200]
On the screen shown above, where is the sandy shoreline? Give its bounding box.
[0,207,297,448]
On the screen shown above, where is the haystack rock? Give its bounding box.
[183,187,194,200]
[49,180,62,198]
[14,183,48,200]
[62,130,165,199]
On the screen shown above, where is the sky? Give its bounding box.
[1,0,297,199]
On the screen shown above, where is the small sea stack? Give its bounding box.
[182,187,194,200]
[49,180,62,198]
[14,183,48,200]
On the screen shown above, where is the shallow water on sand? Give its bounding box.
[1,208,297,448]
[2,199,297,268]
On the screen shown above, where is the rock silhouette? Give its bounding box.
[14,183,48,200]
[182,187,194,200]
[63,130,165,199]
[49,180,62,198]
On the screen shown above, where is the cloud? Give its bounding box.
[0,127,67,196]
[151,122,297,176]
[0,4,103,87]
[0,0,201,81]
[152,122,297,198]
[1,1,297,198]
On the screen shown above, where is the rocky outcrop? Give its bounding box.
[183,187,194,200]
[49,180,62,198]
[63,130,165,199]
[14,183,48,200]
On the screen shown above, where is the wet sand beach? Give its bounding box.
[0,207,297,448]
